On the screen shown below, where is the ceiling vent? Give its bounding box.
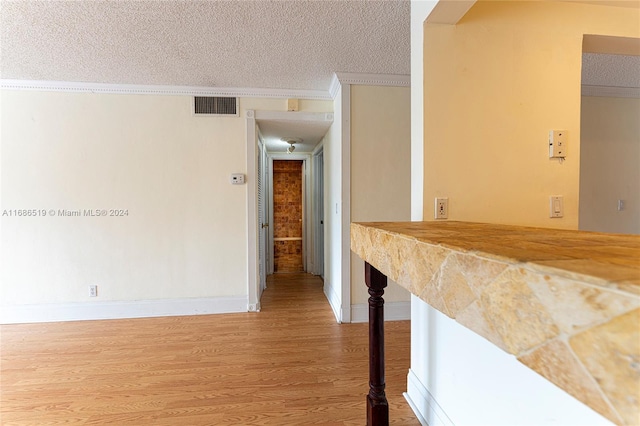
[194,96,238,116]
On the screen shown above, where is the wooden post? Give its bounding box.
[365,262,389,426]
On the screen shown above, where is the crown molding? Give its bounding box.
[581,84,640,98]
[329,72,411,100]
[254,110,333,122]
[0,79,332,100]
[334,72,411,87]
[329,73,341,100]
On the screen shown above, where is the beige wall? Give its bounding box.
[350,85,411,305]
[0,90,330,312]
[423,0,640,228]
[579,96,640,234]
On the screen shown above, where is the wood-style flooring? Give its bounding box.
[1,273,418,425]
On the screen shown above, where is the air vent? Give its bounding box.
[194,97,238,116]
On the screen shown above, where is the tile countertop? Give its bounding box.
[350,221,640,426]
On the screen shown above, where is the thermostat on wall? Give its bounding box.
[230,173,245,185]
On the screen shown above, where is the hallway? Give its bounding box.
[1,273,418,425]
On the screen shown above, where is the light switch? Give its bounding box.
[550,196,563,218]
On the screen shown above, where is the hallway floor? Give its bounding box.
[1,273,418,425]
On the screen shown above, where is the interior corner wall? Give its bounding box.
[579,95,640,235]
[322,86,345,322]
[350,84,412,308]
[422,0,640,229]
[411,0,438,221]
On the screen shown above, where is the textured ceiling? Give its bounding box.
[0,0,410,91]
[582,53,640,88]
[3,1,637,153]
[257,116,333,153]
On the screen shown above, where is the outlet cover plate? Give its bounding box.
[435,198,448,219]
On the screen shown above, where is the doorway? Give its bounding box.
[312,149,324,278]
[272,160,304,273]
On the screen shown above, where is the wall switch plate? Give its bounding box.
[550,196,563,218]
[549,130,567,158]
[230,173,245,185]
[89,285,98,297]
[435,198,448,219]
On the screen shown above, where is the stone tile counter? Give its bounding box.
[351,221,640,425]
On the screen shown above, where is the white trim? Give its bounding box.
[246,110,260,312]
[312,140,325,156]
[404,391,429,426]
[312,147,324,277]
[581,85,640,98]
[0,79,331,100]
[0,296,248,324]
[340,83,352,324]
[333,72,411,88]
[267,153,311,161]
[411,1,437,222]
[405,369,455,426]
[329,73,342,100]
[323,279,342,323]
[254,110,334,123]
[330,72,411,100]
[268,156,275,275]
[349,301,411,323]
[1,74,412,101]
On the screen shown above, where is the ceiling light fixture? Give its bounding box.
[282,137,302,154]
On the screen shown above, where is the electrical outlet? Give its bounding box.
[435,198,448,219]
[89,285,98,297]
[549,130,567,158]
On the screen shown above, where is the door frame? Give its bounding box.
[246,109,332,312]
[257,133,269,295]
[311,147,324,277]
[268,154,311,273]
[246,110,260,312]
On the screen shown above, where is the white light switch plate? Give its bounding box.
[550,196,563,218]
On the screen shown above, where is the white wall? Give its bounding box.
[579,96,640,234]
[322,86,345,322]
[411,1,438,221]
[350,85,412,318]
[0,89,331,323]
[408,298,612,426]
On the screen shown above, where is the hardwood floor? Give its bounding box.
[1,273,419,425]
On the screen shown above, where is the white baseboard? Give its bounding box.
[323,280,342,323]
[0,296,248,324]
[350,300,411,323]
[405,369,454,426]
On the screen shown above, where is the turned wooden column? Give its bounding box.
[365,262,389,426]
